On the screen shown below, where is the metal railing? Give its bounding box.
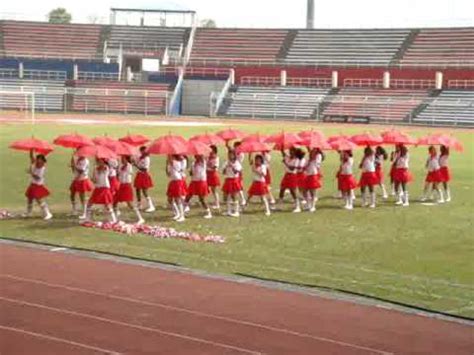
[170,57,474,69]
[23,69,67,81]
[287,77,332,87]
[77,71,119,81]
[391,79,436,89]
[0,69,19,78]
[240,76,280,86]
[344,78,384,88]
[1,51,104,61]
[448,80,474,89]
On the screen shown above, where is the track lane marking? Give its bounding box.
[1,273,392,354]
[0,324,122,354]
[0,296,263,355]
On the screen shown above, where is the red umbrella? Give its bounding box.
[242,133,269,144]
[93,136,118,146]
[186,140,212,156]
[109,141,139,156]
[351,133,383,147]
[236,141,271,153]
[265,132,302,150]
[298,129,326,141]
[301,135,332,150]
[53,133,93,149]
[10,138,54,155]
[75,145,117,160]
[329,137,358,151]
[381,130,417,145]
[189,133,225,146]
[119,134,150,147]
[148,135,188,155]
[327,135,350,144]
[216,128,247,141]
[417,134,464,152]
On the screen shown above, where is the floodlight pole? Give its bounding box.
[306,0,314,29]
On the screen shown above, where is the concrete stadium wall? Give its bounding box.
[182,79,226,116]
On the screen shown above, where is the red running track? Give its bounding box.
[0,243,472,355]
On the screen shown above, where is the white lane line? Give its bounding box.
[0,296,262,355]
[50,247,68,252]
[0,324,121,354]
[1,274,392,355]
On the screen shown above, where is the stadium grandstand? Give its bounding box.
[0,11,473,126]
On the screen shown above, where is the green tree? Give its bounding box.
[48,8,72,24]
[199,19,216,28]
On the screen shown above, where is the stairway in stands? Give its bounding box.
[406,89,441,121]
[277,30,298,60]
[312,87,339,119]
[0,22,5,56]
[390,29,420,66]
[98,25,112,58]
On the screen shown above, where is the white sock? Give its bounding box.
[40,202,51,217]
[370,192,376,207]
[171,201,179,217]
[239,191,246,205]
[178,202,185,218]
[263,197,271,215]
[133,207,144,222]
[108,208,117,223]
[233,201,240,215]
[26,203,33,216]
[381,185,388,198]
[445,188,451,201]
[147,197,155,210]
[226,200,232,215]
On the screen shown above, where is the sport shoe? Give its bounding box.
[176,216,185,223]
[369,204,376,209]
[204,213,212,219]
[184,205,190,213]
[145,206,156,213]
[309,207,316,213]
[265,211,271,217]
[136,218,145,225]
[402,202,409,207]
[292,207,302,213]
[229,212,240,218]
[44,212,53,221]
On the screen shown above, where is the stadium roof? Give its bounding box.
[110,7,196,14]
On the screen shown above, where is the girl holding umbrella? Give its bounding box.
[25,150,53,220]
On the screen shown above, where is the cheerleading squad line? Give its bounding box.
[23,143,452,223]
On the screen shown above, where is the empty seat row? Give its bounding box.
[190,29,288,62]
[285,29,410,66]
[0,78,65,111]
[108,26,188,55]
[0,20,102,60]
[413,90,474,125]
[400,28,474,67]
[322,88,430,122]
[222,86,329,119]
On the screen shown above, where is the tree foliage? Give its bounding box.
[48,8,72,24]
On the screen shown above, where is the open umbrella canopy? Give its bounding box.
[329,137,358,151]
[216,128,247,141]
[300,135,331,150]
[148,135,188,155]
[75,145,117,160]
[298,129,326,141]
[236,140,271,153]
[381,129,417,145]
[10,138,54,155]
[53,133,93,149]
[265,132,302,150]
[118,134,150,147]
[242,133,269,144]
[327,134,350,144]
[189,133,225,146]
[350,133,383,147]
[417,134,464,152]
[186,140,212,156]
[93,136,118,146]
[109,141,139,156]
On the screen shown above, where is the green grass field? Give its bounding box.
[0,119,473,318]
